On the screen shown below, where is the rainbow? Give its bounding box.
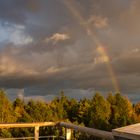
[62,0,120,93]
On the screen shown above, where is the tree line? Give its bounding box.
[0,89,140,138]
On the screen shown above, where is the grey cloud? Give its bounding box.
[0,0,39,24]
[0,0,139,100]
[114,54,140,75]
[119,0,140,34]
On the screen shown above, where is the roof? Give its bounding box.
[112,123,140,140]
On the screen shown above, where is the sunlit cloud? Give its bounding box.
[0,55,38,76]
[87,15,109,29]
[44,33,70,45]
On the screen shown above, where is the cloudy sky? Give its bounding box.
[0,0,140,102]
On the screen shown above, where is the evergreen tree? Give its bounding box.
[13,98,31,122]
[89,93,111,130]
[107,93,135,129]
[77,98,91,126]
[50,91,68,121]
[0,89,15,123]
[135,102,140,115]
[25,100,53,122]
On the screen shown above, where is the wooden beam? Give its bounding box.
[35,126,39,140]
[0,122,56,128]
[65,128,72,140]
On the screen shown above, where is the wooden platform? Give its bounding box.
[112,123,140,140]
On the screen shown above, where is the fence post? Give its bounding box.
[66,128,72,140]
[35,126,39,140]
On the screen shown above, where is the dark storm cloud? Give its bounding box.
[0,0,140,99]
[0,0,41,24]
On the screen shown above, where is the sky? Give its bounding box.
[0,0,140,102]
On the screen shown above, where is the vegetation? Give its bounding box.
[0,89,140,139]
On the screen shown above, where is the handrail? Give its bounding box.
[0,122,56,128]
[1,121,132,140]
[59,122,115,140]
[0,122,139,139]
[0,122,57,140]
[0,122,115,140]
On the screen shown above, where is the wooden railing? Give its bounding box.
[59,122,114,140]
[0,122,139,140]
[0,122,57,140]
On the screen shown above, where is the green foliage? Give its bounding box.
[107,93,135,129]
[0,89,139,139]
[89,93,111,130]
[67,98,79,122]
[0,129,12,138]
[77,98,91,125]
[0,90,15,123]
[11,128,34,138]
[13,98,31,122]
[50,91,69,121]
[25,100,53,122]
[135,102,140,115]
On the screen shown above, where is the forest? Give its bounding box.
[0,89,140,139]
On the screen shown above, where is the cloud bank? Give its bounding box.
[0,0,139,101]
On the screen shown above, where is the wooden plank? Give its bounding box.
[112,123,140,140]
[59,122,115,140]
[0,122,56,128]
